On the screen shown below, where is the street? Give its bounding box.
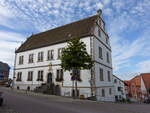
[0,87,150,113]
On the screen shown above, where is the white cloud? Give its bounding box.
[136,60,150,73]
[0,31,24,78]
[0,31,24,42]
[96,2,104,9]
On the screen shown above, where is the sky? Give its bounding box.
[0,0,150,80]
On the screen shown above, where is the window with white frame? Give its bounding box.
[106,52,110,63]
[102,89,105,97]
[58,48,63,59]
[107,71,111,82]
[16,72,22,81]
[47,50,54,60]
[38,52,44,62]
[98,29,101,37]
[100,68,104,81]
[27,71,33,81]
[29,54,34,63]
[56,69,63,82]
[19,56,24,65]
[99,47,103,59]
[37,70,43,81]
[109,88,112,95]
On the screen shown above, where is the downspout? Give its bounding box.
[12,49,17,90]
[90,21,96,97]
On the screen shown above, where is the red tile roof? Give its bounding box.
[141,73,150,89]
[124,80,130,86]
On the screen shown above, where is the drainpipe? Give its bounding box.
[12,49,17,90]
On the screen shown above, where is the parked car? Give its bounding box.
[144,98,150,104]
[0,92,3,106]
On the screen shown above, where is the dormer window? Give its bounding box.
[106,36,109,44]
[101,20,105,31]
[98,29,101,38]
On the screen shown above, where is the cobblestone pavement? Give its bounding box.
[0,87,150,113]
[0,105,18,113]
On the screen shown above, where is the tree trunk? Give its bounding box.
[72,80,75,98]
[75,79,78,98]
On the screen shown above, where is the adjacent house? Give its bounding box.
[14,10,115,101]
[0,62,10,85]
[125,73,150,101]
[113,75,126,101]
[124,80,130,98]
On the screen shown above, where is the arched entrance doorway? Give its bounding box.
[47,72,53,84]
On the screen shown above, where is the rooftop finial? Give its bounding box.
[97,9,102,16]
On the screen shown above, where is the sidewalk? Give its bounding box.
[0,105,18,113]
[1,87,98,104]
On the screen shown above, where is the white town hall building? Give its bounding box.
[14,10,115,101]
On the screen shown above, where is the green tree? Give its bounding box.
[61,38,93,98]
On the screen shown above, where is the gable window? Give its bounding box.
[38,52,44,62]
[98,29,101,37]
[106,52,110,63]
[100,68,104,81]
[58,48,63,59]
[102,89,105,97]
[107,71,111,82]
[16,72,22,81]
[27,71,33,81]
[47,50,54,60]
[37,70,43,81]
[99,47,103,59]
[101,20,105,31]
[106,36,109,44]
[109,88,112,95]
[29,54,34,63]
[19,56,24,65]
[56,69,63,82]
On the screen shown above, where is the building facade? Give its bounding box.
[14,10,115,101]
[113,75,126,101]
[0,62,10,85]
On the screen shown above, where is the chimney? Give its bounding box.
[97,9,102,17]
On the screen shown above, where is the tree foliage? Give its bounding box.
[61,38,93,71]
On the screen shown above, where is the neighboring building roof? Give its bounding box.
[141,73,150,89]
[0,62,10,72]
[16,15,99,53]
[113,75,124,84]
[124,80,130,86]
[130,76,141,87]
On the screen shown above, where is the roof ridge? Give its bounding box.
[32,15,98,37]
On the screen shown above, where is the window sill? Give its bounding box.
[28,62,34,64]
[47,59,54,61]
[99,57,103,60]
[37,61,43,62]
